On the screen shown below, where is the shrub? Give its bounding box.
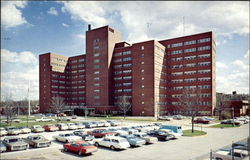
[221,111,231,120]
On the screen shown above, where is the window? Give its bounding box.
[141,62,144,65]
[123,76,132,80]
[94,96,100,99]
[184,48,196,53]
[78,64,84,68]
[142,101,144,104]
[123,63,132,67]
[94,53,100,57]
[171,42,183,48]
[123,57,132,61]
[79,59,85,62]
[141,69,144,73]
[94,71,100,74]
[141,77,144,80]
[184,40,196,45]
[123,51,131,55]
[198,46,210,51]
[114,59,122,63]
[94,89,100,93]
[114,52,122,57]
[124,89,132,92]
[94,65,100,69]
[114,64,122,68]
[198,62,211,66]
[171,50,183,55]
[141,85,144,88]
[198,38,211,43]
[94,46,100,50]
[94,77,100,81]
[141,54,144,57]
[141,46,144,50]
[123,70,131,74]
[198,54,210,58]
[94,83,100,86]
[123,82,132,86]
[93,59,100,63]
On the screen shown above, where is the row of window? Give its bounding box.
[171,53,211,61]
[172,93,211,98]
[114,89,132,93]
[113,63,132,69]
[172,69,211,76]
[171,46,210,55]
[114,70,132,75]
[51,57,67,63]
[114,51,132,57]
[169,38,211,48]
[172,85,211,90]
[113,57,132,63]
[114,76,132,81]
[171,101,211,105]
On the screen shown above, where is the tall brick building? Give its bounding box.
[39,25,216,116]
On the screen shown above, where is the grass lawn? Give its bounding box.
[86,116,165,122]
[0,120,77,128]
[183,129,207,137]
[209,124,241,128]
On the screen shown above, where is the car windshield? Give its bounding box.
[33,136,42,140]
[34,126,42,128]
[65,134,74,136]
[81,143,92,147]
[9,138,22,143]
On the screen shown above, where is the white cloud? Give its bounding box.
[232,60,249,70]
[216,62,228,69]
[244,50,249,59]
[76,34,85,39]
[1,49,39,101]
[1,1,28,28]
[59,1,249,43]
[62,23,69,27]
[47,7,58,16]
[1,49,37,65]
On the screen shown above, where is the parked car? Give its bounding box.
[3,137,29,151]
[64,140,98,156]
[73,130,94,141]
[159,116,173,121]
[236,117,249,124]
[35,117,55,122]
[71,115,77,119]
[43,124,59,132]
[0,127,8,136]
[107,120,120,126]
[58,117,71,121]
[67,123,78,130]
[172,115,185,120]
[212,148,249,160]
[12,119,21,123]
[18,127,31,134]
[45,113,57,117]
[94,136,130,150]
[82,122,96,128]
[23,135,51,148]
[53,133,82,143]
[55,123,69,131]
[147,130,175,141]
[74,123,85,129]
[106,128,129,136]
[120,134,146,147]
[87,129,114,138]
[58,113,67,117]
[121,127,139,134]
[99,121,111,127]
[31,125,45,133]
[221,119,242,125]
[5,126,21,135]
[134,133,158,144]
[193,118,210,124]
[0,140,7,153]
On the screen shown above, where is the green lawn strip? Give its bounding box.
[86,116,164,122]
[0,121,77,128]
[182,129,207,137]
[209,124,241,128]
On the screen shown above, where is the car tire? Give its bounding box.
[64,148,68,152]
[110,145,115,150]
[78,150,82,156]
[95,142,99,147]
[65,140,69,143]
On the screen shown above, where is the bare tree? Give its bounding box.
[1,92,16,125]
[51,95,66,122]
[118,95,131,119]
[178,88,203,133]
[216,93,230,120]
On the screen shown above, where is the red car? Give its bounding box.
[87,129,114,138]
[193,118,210,124]
[43,124,59,132]
[63,140,98,156]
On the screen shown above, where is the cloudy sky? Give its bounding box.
[1,1,249,101]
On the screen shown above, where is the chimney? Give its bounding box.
[88,24,91,31]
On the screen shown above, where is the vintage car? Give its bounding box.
[23,135,51,148]
[43,124,59,132]
[106,120,120,126]
[212,148,249,160]
[3,137,29,151]
[53,133,82,143]
[94,136,130,150]
[106,128,129,136]
[193,118,210,124]
[0,140,7,153]
[31,125,45,133]
[63,140,98,156]
[134,133,158,144]
[73,130,94,141]
[74,123,85,129]
[55,123,69,131]
[35,117,55,122]
[121,127,139,134]
[82,122,96,128]
[5,126,21,135]
[67,123,78,130]
[147,130,175,141]
[87,129,114,138]
[0,127,8,136]
[221,119,243,125]
[120,134,146,147]
[18,127,31,134]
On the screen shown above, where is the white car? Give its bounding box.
[55,123,69,131]
[74,123,85,129]
[31,125,45,133]
[35,117,55,122]
[134,133,158,144]
[0,128,7,136]
[67,123,78,130]
[107,120,120,126]
[94,136,130,150]
[121,127,139,134]
[18,127,31,134]
[212,149,249,160]
[99,121,111,127]
[53,133,82,143]
[5,126,21,135]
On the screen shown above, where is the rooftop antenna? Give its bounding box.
[183,16,185,36]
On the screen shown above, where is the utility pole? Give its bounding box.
[28,81,31,117]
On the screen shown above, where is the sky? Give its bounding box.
[1,1,249,101]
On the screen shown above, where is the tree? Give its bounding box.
[1,92,16,125]
[50,95,66,122]
[216,93,230,120]
[178,88,203,133]
[118,95,131,119]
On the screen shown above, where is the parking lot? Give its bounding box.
[0,117,249,160]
